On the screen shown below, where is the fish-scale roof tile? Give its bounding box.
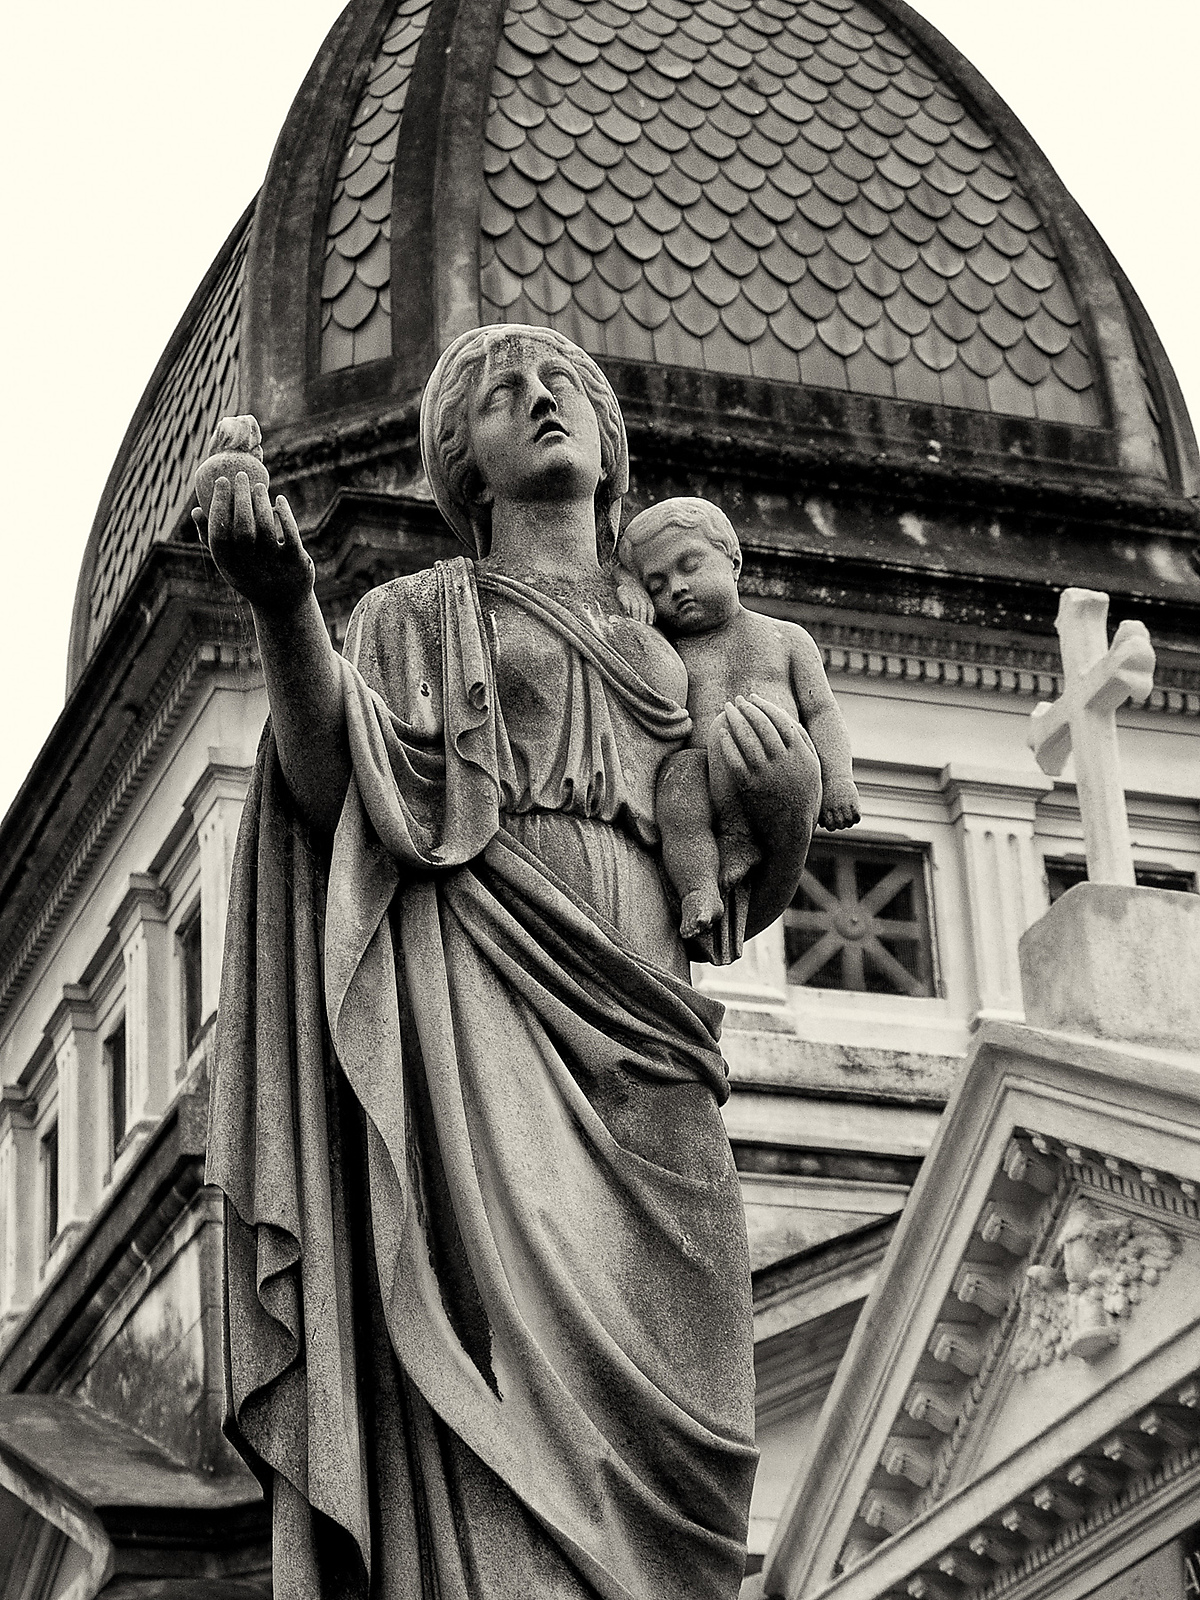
[86,219,250,657]
[320,0,433,371]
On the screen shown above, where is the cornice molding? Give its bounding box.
[0,639,244,1023]
[807,618,1200,716]
[976,1436,1200,1600]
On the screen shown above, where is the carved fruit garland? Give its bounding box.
[1011,1199,1179,1373]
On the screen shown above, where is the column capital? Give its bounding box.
[183,753,254,823]
[44,984,97,1053]
[0,1087,35,1135]
[940,764,1053,824]
[108,873,168,941]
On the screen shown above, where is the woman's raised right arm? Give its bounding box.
[195,472,351,833]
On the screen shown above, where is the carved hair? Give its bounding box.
[618,497,742,575]
[419,324,628,556]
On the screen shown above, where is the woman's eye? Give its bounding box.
[682,555,702,573]
[646,577,663,595]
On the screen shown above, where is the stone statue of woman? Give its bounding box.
[203,325,822,1600]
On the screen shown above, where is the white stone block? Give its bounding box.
[1019,882,1200,1051]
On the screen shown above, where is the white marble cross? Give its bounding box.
[1028,588,1156,885]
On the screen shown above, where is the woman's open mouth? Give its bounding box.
[535,419,568,440]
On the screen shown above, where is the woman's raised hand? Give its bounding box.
[192,472,314,615]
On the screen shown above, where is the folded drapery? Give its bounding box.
[208,560,756,1598]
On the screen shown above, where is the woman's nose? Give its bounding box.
[529,381,557,416]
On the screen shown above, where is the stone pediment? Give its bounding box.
[759,1018,1200,1600]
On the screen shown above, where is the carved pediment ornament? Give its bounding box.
[838,1137,1194,1580]
[1011,1198,1179,1372]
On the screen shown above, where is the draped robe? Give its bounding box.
[208,558,757,1599]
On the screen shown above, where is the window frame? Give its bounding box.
[106,1018,128,1161]
[1043,854,1197,904]
[42,1120,59,1261]
[783,834,941,999]
[178,902,204,1059]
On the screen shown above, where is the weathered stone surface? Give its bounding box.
[206,327,832,1598]
[1020,882,1200,1050]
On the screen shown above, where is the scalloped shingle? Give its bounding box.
[320,0,434,371]
[480,0,1100,422]
[86,221,249,659]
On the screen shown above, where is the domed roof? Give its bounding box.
[68,0,1198,688]
[368,0,1100,423]
[67,216,248,681]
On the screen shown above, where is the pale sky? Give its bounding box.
[0,2,1196,820]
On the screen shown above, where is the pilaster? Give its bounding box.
[109,874,170,1139]
[44,984,101,1245]
[0,1088,37,1332]
[185,759,252,1029]
[941,764,1054,1025]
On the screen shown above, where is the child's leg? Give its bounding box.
[656,748,725,938]
[706,724,762,894]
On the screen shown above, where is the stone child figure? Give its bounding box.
[617,497,860,940]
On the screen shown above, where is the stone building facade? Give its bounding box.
[1,0,1198,1594]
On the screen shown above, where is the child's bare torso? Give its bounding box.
[671,607,804,746]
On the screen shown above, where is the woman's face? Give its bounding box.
[467,334,603,509]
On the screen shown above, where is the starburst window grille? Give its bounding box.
[784,840,936,997]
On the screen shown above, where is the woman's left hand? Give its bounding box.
[714,695,819,819]
[712,694,823,940]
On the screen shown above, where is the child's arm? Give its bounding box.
[787,628,860,831]
[614,560,656,626]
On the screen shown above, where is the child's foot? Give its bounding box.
[717,829,761,895]
[680,886,724,940]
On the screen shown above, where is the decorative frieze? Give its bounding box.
[810,620,1200,718]
[838,1123,1200,1585]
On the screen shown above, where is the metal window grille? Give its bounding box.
[1045,858,1196,903]
[784,839,936,996]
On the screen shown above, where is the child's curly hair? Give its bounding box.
[618,498,741,577]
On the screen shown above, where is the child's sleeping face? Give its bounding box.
[631,524,740,635]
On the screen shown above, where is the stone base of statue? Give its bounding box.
[1019,882,1200,1050]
